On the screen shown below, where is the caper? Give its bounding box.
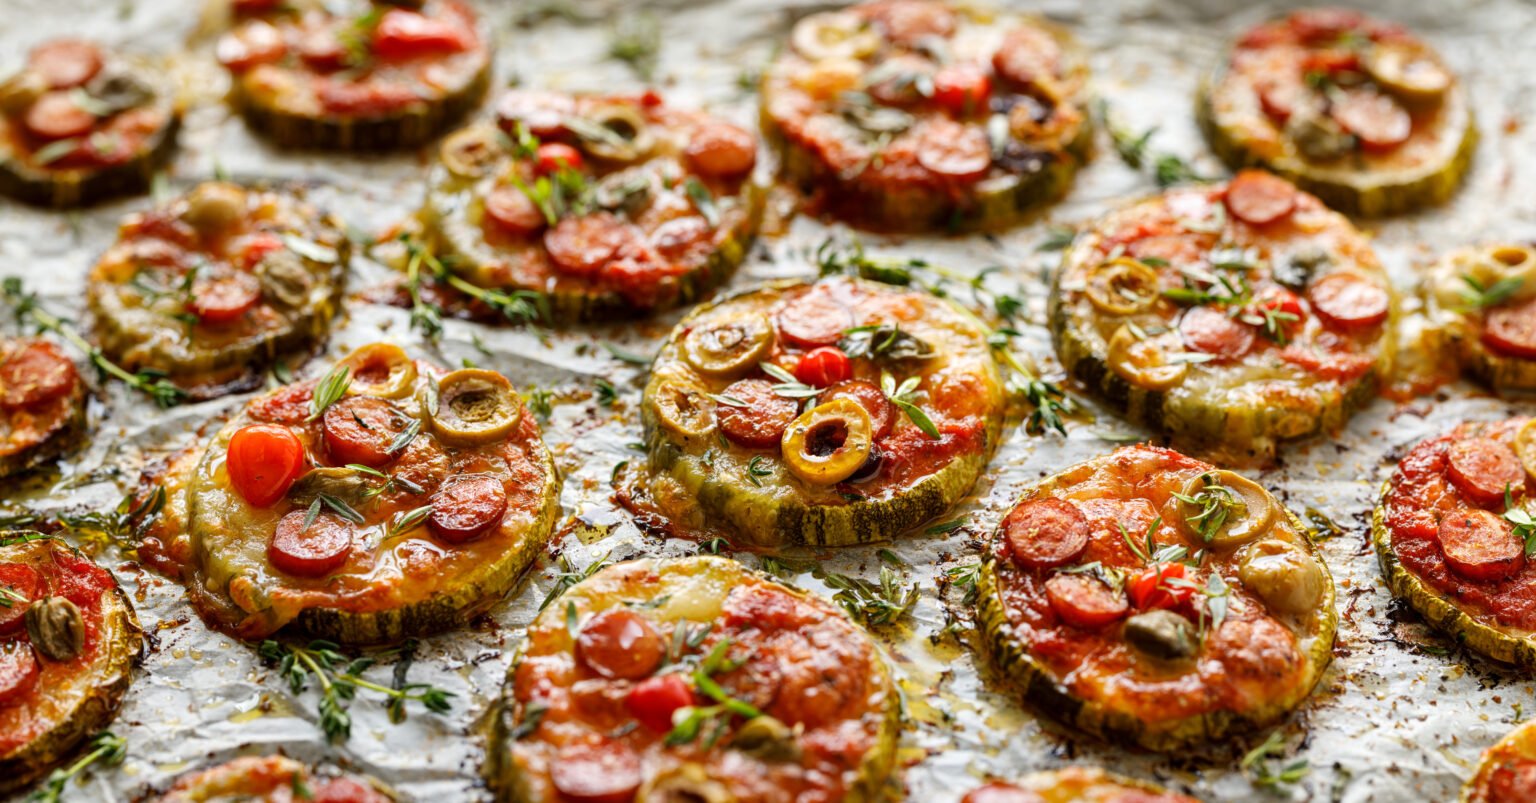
[1238,539,1325,614]
[683,313,774,378]
[638,763,735,803]
[430,369,522,446]
[568,105,653,163]
[781,399,873,485]
[1123,609,1197,661]
[180,182,249,234]
[25,596,85,662]
[729,715,802,762]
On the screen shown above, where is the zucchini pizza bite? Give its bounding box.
[1424,243,1536,393]
[640,277,1007,547]
[216,0,491,150]
[138,343,559,643]
[961,768,1198,803]
[0,338,86,480]
[87,181,349,400]
[1465,721,1536,803]
[760,0,1092,231]
[0,535,142,796]
[1374,417,1536,666]
[1050,171,1394,465]
[976,445,1336,751]
[0,38,180,207]
[148,755,394,802]
[1199,8,1473,216]
[486,556,899,803]
[421,90,764,322]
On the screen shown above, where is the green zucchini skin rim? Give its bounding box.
[976,507,1337,752]
[228,58,491,151]
[0,381,87,480]
[1371,485,1536,667]
[0,110,181,209]
[1195,68,1477,218]
[640,278,1007,548]
[481,555,904,803]
[0,543,143,796]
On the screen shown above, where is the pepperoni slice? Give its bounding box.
[484,186,547,237]
[24,91,97,141]
[715,379,800,449]
[1002,498,1090,569]
[0,564,42,635]
[298,29,349,72]
[1437,509,1525,582]
[549,742,642,803]
[322,396,413,468]
[776,287,854,349]
[249,382,315,425]
[685,122,757,180]
[371,9,472,61]
[217,20,288,72]
[0,643,40,707]
[543,213,634,278]
[1483,297,1536,360]
[28,39,104,90]
[189,271,263,325]
[1288,8,1368,43]
[269,510,354,578]
[427,475,508,544]
[1179,306,1256,359]
[1044,573,1128,629]
[1279,338,1375,382]
[914,119,993,181]
[1255,76,1310,124]
[822,380,895,440]
[961,783,1047,803]
[0,341,77,410]
[1446,437,1525,506]
[1224,170,1297,226]
[992,25,1062,90]
[575,609,664,680]
[1329,88,1411,152]
[1307,273,1389,331]
[312,777,392,803]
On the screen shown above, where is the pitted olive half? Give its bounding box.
[1237,539,1325,614]
[651,379,717,445]
[683,313,774,378]
[339,343,418,400]
[570,105,653,163]
[440,124,507,178]
[1123,609,1198,661]
[429,369,521,446]
[1106,325,1187,391]
[1086,257,1160,316]
[254,250,315,308]
[781,399,873,485]
[1474,244,1536,304]
[181,182,249,234]
[1364,42,1451,105]
[1175,470,1275,548]
[638,763,735,803]
[791,10,880,61]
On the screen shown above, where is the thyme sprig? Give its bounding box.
[398,235,549,338]
[28,732,126,803]
[538,550,615,611]
[609,13,661,80]
[3,277,185,407]
[1460,273,1523,310]
[821,566,919,626]
[1171,472,1241,544]
[665,637,762,747]
[1241,730,1310,789]
[1099,101,1213,188]
[880,372,940,439]
[258,639,453,743]
[307,365,352,422]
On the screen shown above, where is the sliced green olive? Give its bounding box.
[180,182,249,234]
[568,105,653,163]
[790,10,880,61]
[729,715,802,762]
[340,343,418,400]
[440,125,506,178]
[253,250,315,308]
[1516,419,1536,482]
[683,313,774,378]
[1364,42,1451,105]
[285,466,373,508]
[1123,609,1197,661]
[639,763,734,803]
[1285,112,1353,162]
[1106,325,1187,391]
[1176,470,1275,548]
[651,380,716,445]
[429,369,521,446]
[1237,539,1325,614]
[1481,244,1536,303]
[781,399,873,486]
[1086,258,1160,316]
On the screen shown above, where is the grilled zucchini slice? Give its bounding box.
[147,756,396,802]
[1423,244,1536,393]
[0,338,87,480]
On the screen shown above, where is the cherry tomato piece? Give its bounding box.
[1484,758,1536,802]
[1224,170,1297,226]
[1128,562,1194,611]
[685,122,757,180]
[932,61,992,117]
[626,673,694,732]
[1446,436,1525,506]
[24,91,97,141]
[226,424,308,507]
[1044,573,1128,629]
[1308,273,1390,330]
[1003,498,1090,569]
[1483,297,1536,360]
[0,643,40,706]
[534,142,583,175]
[1437,509,1524,582]
[427,475,508,544]
[189,271,263,325]
[793,346,852,387]
[715,379,800,448]
[1179,306,1256,360]
[321,396,413,468]
[28,39,104,90]
[235,232,285,270]
[0,340,77,410]
[484,185,547,237]
[822,380,895,440]
[549,742,642,803]
[575,609,664,680]
[371,9,471,60]
[0,564,42,635]
[269,510,354,577]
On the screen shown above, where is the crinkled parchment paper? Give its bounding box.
[4,0,1536,800]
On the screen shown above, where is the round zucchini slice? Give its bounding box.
[961,767,1199,802]
[1198,8,1474,217]
[976,444,1336,752]
[217,0,491,150]
[640,276,1007,547]
[86,181,350,401]
[483,556,900,803]
[0,535,142,797]
[420,91,765,323]
[1423,244,1536,393]
[147,755,396,802]
[0,38,180,208]
[1464,720,1536,802]
[761,0,1093,232]
[139,343,560,644]
[0,338,87,480]
[1048,174,1394,466]
[1374,417,1536,667]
